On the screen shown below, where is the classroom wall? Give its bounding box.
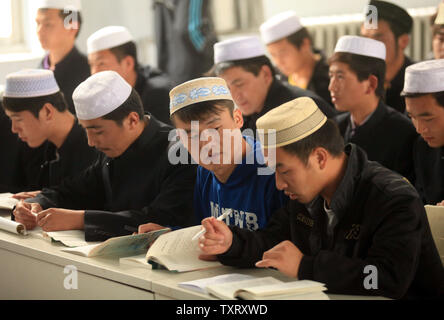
[262,0,440,18]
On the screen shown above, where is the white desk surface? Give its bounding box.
[0,212,389,300]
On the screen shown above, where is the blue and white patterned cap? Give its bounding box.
[169,77,233,116]
[4,69,60,98]
[73,71,132,121]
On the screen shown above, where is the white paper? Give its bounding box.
[0,217,27,235]
[179,273,255,294]
[43,230,97,247]
[207,277,283,300]
[0,193,19,211]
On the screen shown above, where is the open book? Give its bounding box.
[0,193,18,211]
[120,225,223,272]
[206,277,328,300]
[61,228,170,258]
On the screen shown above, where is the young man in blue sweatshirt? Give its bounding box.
[138,77,287,233]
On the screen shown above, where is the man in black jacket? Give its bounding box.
[13,71,196,241]
[360,0,414,114]
[260,11,333,106]
[1,69,97,194]
[330,36,417,182]
[87,26,172,125]
[403,59,444,206]
[36,0,90,113]
[199,97,444,299]
[212,36,336,133]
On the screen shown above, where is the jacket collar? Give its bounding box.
[326,144,368,221]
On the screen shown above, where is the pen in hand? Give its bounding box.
[192,209,232,241]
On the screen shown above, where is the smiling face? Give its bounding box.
[328,62,370,112]
[174,106,244,172]
[406,94,444,148]
[5,109,48,148]
[218,66,271,117]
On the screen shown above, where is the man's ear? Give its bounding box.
[40,103,55,121]
[122,55,136,73]
[397,34,410,51]
[312,147,328,170]
[233,108,244,129]
[366,74,379,95]
[125,111,141,130]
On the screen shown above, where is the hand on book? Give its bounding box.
[255,241,304,279]
[13,201,42,230]
[36,208,85,232]
[137,223,169,235]
[198,217,233,258]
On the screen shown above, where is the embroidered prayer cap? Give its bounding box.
[435,3,444,25]
[169,77,233,116]
[256,97,327,149]
[368,0,412,35]
[4,69,60,98]
[214,36,266,64]
[36,0,82,11]
[334,35,386,61]
[401,59,444,96]
[73,71,132,121]
[260,11,303,45]
[87,26,134,54]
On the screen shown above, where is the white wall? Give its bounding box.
[262,0,441,19]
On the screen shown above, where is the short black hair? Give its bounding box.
[403,91,444,109]
[282,119,345,165]
[2,92,69,118]
[285,27,313,49]
[102,89,144,126]
[328,52,386,98]
[213,55,276,78]
[172,99,235,123]
[109,41,139,71]
[39,8,83,39]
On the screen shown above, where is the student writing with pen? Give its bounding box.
[137,77,288,235]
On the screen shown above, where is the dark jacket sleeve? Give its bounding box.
[297,197,429,299]
[83,162,197,241]
[217,206,293,268]
[26,158,105,211]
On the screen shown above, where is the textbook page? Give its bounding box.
[235,280,327,300]
[206,277,283,300]
[0,193,18,211]
[0,217,27,235]
[146,225,223,272]
[179,274,255,295]
[61,229,170,257]
[43,230,93,247]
